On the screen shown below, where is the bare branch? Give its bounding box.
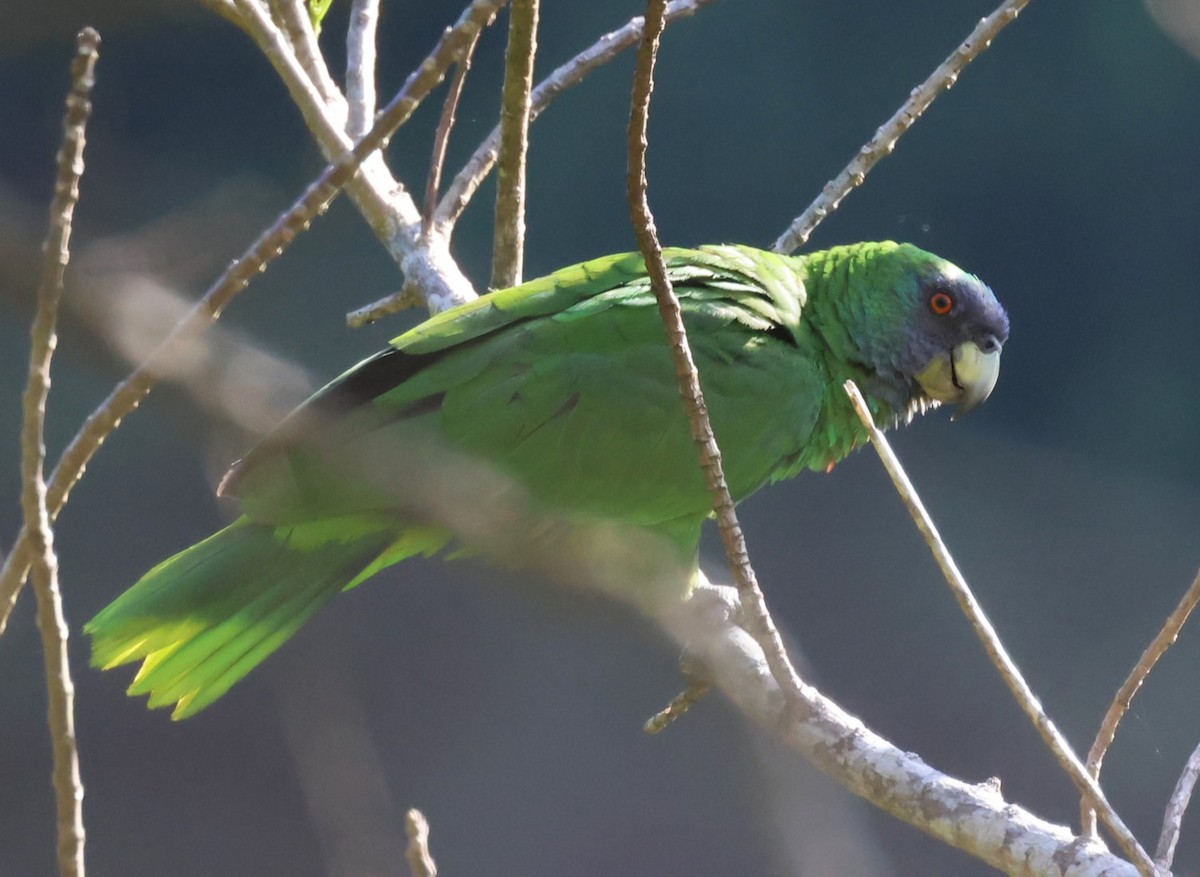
[663,578,1140,877]
[265,0,343,106]
[628,0,803,712]
[1156,738,1200,870]
[20,28,99,877]
[0,0,507,634]
[490,0,539,289]
[229,0,480,312]
[772,0,1033,255]
[423,27,484,231]
[346,0,381,139]
[237,0,346,130]
[842,381,1156,877]
[435,0,716,233]
[1082,567,1200,836]
[345,3,499,327]
[404,809,437,877]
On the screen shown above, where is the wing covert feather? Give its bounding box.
[229,246,822,534]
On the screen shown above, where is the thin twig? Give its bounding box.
[490,0,539,289]
[235,0,349,136]
[842,381,1156,877]
[265,0,343,106]
[1156,738,1200,869]
[644,677,710,734]
[772,0,1033,255]
[1082,568,1200,837]
[434,0,716,234]
[404,809,437,877]
[20,28,99,877]
[628,0,804,711]
[423,26,484,231]
[346,0,381,139]
[346,286,425,326]
[0,0,506,635]
[197,0,243,26]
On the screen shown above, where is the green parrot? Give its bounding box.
[86,241,1009,719]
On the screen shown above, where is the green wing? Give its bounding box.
[393,245,806,355]
[227,245,824,552]
[88,245,826,718]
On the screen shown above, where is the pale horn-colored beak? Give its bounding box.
[916,340,1002,418]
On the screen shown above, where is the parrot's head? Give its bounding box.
[830,242,1010,419]
[903,248,1009,417]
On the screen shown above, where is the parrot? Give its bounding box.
[86,241,1010,719]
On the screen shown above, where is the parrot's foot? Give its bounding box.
[644,575,743,733]
[688,576,745,627]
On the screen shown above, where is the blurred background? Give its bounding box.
[2,0,1200,874]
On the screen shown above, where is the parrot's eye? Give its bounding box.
[929,291,955,315]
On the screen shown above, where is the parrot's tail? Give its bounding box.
[86,516,443,719]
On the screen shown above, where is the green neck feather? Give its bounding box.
[777,243,929,477]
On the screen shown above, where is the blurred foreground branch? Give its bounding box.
[0,0,503,634]
[404,809,438,877]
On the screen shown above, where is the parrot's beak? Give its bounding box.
[916,340,1002,418]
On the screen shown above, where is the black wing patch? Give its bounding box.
[312,347,446,413]
[218,346,450,498]
[764,321,799,347]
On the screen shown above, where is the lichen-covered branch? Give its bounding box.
[662,580,1140,877]
[772,0,1033,255]
[843,381,1156,877]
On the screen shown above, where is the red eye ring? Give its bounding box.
[929,291,955,315]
